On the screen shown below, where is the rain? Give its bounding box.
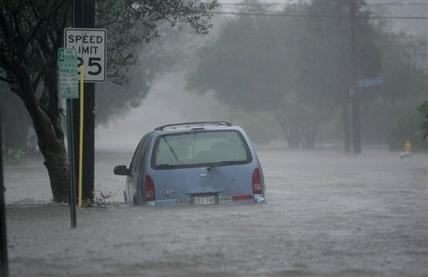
[0,0,427,276]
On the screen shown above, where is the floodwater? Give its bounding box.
[4,149,428,276]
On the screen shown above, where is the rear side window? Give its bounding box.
[152,130,251,169]
[137,134,152,170]
[130,133,151,171]
[130,138,145,171]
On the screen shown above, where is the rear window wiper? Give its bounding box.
[163,136,180,163]
[206,161,241,171]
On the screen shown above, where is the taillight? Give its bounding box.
[252,168,262,194]
[144,175,155,201]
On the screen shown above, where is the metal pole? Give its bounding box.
[350,0,361,154]
[0,110,9,276]
[78,66,85,208]
[67,99,77,228]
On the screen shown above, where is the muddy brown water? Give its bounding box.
[5,149,428,276]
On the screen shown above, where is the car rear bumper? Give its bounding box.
[143,194,265,206]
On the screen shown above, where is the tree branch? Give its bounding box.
[24,0,68,46]
[0,75,15,84]
[31,61,49,90]
[0,9,16,53]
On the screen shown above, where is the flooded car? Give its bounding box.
[114,121,265,206]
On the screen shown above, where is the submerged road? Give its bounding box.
[5,149,428,276]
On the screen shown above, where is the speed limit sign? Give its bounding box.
[64,28,107,82]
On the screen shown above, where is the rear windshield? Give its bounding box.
[152,130,251,169]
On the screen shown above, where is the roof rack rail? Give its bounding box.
[154,121,232,131]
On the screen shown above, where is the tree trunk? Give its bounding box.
[286,123,301,149]
[276,116,301,149]
[3,58,70,202]
[343,99,351,152]
[42,142,69,203]
[24,95,69,202]
[302,125,317,149]
[287,136,300,149]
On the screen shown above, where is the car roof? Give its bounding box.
[152,121,245,135]
[154,121,231,131]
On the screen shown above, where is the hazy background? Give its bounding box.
[95,0,427,153]
[1,0,427,156]
[2,2,427,275]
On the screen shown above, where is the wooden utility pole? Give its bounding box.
[72,0,96,203]
[0,111,9,277]
[350,0,361,154]
[335,0,351,153]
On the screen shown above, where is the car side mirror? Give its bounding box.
[114,165,129,176]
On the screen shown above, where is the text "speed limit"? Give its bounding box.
[64,28,107,83]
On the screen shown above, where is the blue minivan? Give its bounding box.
[114,121,265,206]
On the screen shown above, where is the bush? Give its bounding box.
[4,148,26,164]
[418,100,428,140]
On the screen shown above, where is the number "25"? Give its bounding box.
[77,57,102,75]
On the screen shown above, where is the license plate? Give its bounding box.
[193,194,216,205]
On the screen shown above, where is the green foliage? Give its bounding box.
[94,0,218,125]
[187,0,379,148]
[418,100,428,140]
[363,32,427,150]
[97,0,218,85]
[4,148,26,164]
[95,23,204,126]
[384,100,426,151]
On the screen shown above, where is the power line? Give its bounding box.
[213,11,428,20]
[368,2,428,6]
[219,2,428,6]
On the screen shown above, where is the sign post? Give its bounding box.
[58,47,78,228]
[67,98,77,227]
[78,66,85,208]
